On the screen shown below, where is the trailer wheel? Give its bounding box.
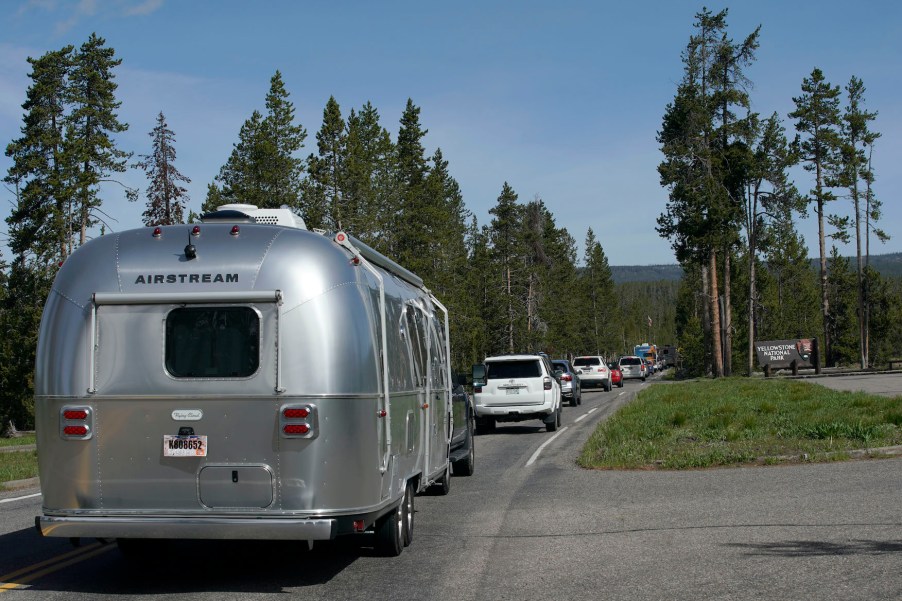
[374,499,404,556]
[402,483,415,547]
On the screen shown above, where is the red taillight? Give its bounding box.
[598,368,606,373]
[283,408,309,419]
[63,425,88,436]
[283,424,310,435]
[561,374,572,381]
[353,520,366,532]
[474,386,482,393]
[63,409,88,420]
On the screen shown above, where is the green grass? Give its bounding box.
[0,434,36,447]
[0,450,39,483]
[579,378,902,470]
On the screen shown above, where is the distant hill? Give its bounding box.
[611,252,902,284]
[611,264,682,284]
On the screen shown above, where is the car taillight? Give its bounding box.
[280,403,318,439]
[60,405,93,440]
[561,374,572,381]
[474,386,482,393]
[543,377,552,390]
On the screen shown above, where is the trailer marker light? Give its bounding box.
[377,410,387,418]
[353,520,366,532]
[63,425,88,436]
[283,424,310,435]
[191,225,201,236]
[152,227,162,238]
[283,408,309,419]
[351,257,360,266]
[63,410,88,420]
[230,225,240,236]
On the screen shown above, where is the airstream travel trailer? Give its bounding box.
[34,203,459,556]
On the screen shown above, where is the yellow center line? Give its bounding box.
[0,542,115,592]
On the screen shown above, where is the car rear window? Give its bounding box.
[573,357,600,366]
[620,357,641,366]
[486,360,541,379]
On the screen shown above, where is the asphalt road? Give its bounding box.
[1,373,900,600]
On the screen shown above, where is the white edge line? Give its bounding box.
[0,492,41,504]
[618,391,625,396]
[587,407,598,414]
[574,414,588,423]
[525,426,568,467]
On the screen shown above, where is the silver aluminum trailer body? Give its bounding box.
[34,206,453,549]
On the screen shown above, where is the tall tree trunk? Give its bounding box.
[748,243,756,375]
[701,261,712,376]
[709,250,724,378]
[507,266,514,353]
[817,197,830,368]
[723,248,732,376]
[854,184,865,369]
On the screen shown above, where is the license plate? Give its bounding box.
[163,435,207,457]
[505,388,520,395]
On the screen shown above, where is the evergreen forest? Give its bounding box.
[2,13,901,431]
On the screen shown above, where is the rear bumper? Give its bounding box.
[36,515,338,540]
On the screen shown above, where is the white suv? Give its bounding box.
[472,354,562,433]
[572,356,612,391]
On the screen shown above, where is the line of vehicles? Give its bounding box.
[468,349,670,434]
[31,201,670,559]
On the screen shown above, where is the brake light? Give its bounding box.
[60,405,92,440]
[280,403,318,439]
[474,386,482,393]
[561,374,572,381]
[283,407,309,419]
[283,424,310,435]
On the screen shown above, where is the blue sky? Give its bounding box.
[1,0,900,266]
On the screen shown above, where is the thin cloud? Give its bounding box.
[124,0,163,17]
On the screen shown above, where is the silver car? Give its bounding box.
[619,355,647,381]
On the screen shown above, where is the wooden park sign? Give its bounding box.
[754,338,820,377]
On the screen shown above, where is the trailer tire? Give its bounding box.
[374,499,404,556]
[402,483,415,547]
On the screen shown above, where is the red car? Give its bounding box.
[608,362,624,388]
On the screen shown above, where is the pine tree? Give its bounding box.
[305,96,346,231]
[4,46,74,263]
[343,102,396,246]
[133,111,190,226]
[393,99,430,265]
[212,71,305,211]
[65,33,131,245]
[789,67,842,366]
[838,76,879,368]
[487,182,525,353]
[580,228,619,355]
[741,112,800,372]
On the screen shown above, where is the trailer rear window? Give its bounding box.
[165,307,260,378]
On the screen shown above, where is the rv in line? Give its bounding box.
[34,203,471,556]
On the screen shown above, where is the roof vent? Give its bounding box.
[201,204,307,230]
